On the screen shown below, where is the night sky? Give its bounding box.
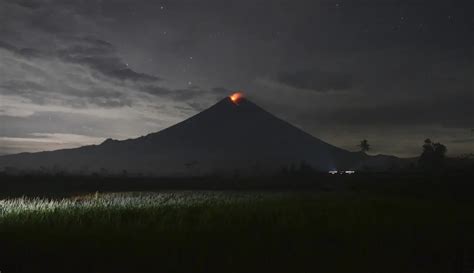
[0,0,473,157]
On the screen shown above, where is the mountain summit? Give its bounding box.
[0,94,398,176]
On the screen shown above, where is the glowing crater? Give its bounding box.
[229,92,244,104]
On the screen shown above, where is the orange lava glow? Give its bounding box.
[229,92,244,104]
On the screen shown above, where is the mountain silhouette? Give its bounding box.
[0,95,400,176]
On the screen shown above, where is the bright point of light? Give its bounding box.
[329,170,355,175]
[229,92,244,104]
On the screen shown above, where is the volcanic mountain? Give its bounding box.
[0,94,400,176]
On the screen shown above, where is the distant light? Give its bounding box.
[329,170,355,175]
[230,92,244,104]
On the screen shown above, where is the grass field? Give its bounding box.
[1,188,474,273]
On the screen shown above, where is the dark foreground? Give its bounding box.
[1,172,474,273]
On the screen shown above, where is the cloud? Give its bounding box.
[107,68,160,82]
[0,46,133,108]
[0,41,45,59]
[0,41,18,52]
[7,0,44,10]
[451,138,474,144]
[290,92,474,130]
[56,37,161,82]
[0,31,183,114]
[0,133,104,155]
[210,87,232,95]
[276,69,354,92]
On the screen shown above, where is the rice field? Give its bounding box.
[1,191,474,273]
[0,191,265,215]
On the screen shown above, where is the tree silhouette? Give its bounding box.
[358,139,370,153]
[421,138,434,157]
[418,138,447,170]
[433,142,447,157]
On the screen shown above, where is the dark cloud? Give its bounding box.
[56,37,161,82]
[8,0,43,9]
[0,112,107,138]
[0,34,160,108]
[0,41,46,58]
[451,138,474,144]
[210,87,232,95]
[277,69,354,92]
[1,81,47,95]
[300,93,474,128]
[1,79,132,108]
[0,41,17,52]
[143,84,231,98]
[107,68,160,82]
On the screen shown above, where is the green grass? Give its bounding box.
[1,191,474,273]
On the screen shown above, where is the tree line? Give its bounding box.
[358,138,448,170]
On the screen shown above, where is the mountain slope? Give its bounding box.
[0,96,400,175]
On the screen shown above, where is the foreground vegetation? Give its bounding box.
[1,186,474,273]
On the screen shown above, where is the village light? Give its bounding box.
[329,170,355,175]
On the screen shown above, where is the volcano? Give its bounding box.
[0,95,400,176]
